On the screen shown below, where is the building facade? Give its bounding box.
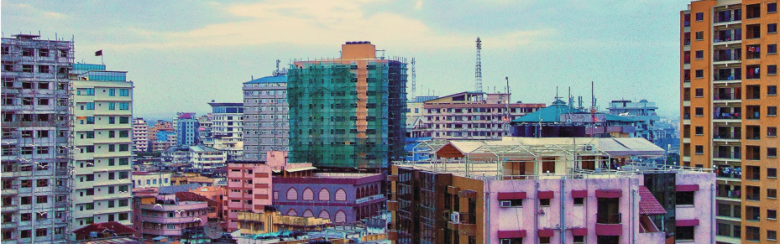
[389,137,716,244]
[607,99,662,146]
[69,63,134,233]
[1,34,73,243]
[208,102,244,160]
[132,171,172,188]
[133,117,149,153]
[680,1,779,243]
[288,42,407,169]
[242,74,289,161]
[417,92,545,140]
[132,193,209,242]
[176,113,198,146]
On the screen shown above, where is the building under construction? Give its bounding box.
[287,42,407,170]
[1,34,74,243]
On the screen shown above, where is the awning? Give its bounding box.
[497,230,526,239]
[538,191,554,199]
[676,184,699,192]
[638,186,667,215]
[285,166,317,173]
[538,229,555,237]
[572,228,588,236]
[597,138,665,157]
[676,219,700,226]
[595,189,622,198]
[571,190,588,198]
[497,192,526,200]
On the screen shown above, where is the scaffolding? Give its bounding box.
[287,58,407,170]
[1,34,74,243]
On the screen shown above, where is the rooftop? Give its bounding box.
[245,74,287,84]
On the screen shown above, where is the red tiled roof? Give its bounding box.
[638,186,667,215]
[73,221,136,236]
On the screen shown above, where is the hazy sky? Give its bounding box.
[2,0,688,120]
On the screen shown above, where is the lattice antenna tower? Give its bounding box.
[474,37,482,93]
[410,57,416,101]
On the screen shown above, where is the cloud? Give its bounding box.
[3,3,69,20]
[415,0,422,10]
[101,0,555,51]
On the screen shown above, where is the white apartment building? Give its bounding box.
[131,171,172,188]
[132,118,148,153]
[208,102,243,160]
[69,63,133,232]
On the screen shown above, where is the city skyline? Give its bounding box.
[2,0,688,119]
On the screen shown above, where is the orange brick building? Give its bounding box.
[680,1,778,243]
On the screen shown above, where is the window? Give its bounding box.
[769,65,778,75]
[696,31,703,40]
[747,226,760,241]
[539,237,550,244]
[108,158,115,166]
[695,50,704,59]
[119,144,128,151]
[500,238,523,244]
[574,197,584,205]
[695,145,704,154]
[500,199,523,207]
[540,198,550,206]
[695,88,703,97]
[770,230,778,241]
[108,89,115,96]
[119,130,128,138]
[86,117,94,124]
[770,106,778,116]
[36,196,47,203]
[769,209,777,220]
[119,103,129,110]
[119,158,129,165]
[119,117,129,124]
[695,69,704,78]
[108,145,115,152]
[770,44,778,54]
[695,126,704,135]
[109,116,115,124]
[20,230,31,238]
[119,172,128,179]
[119,89,129,96]
[770,86,778,96]
[770,3,778,13]
[108,103,115,110]
[678,226,695,240]
[108,200,115,208]
[677,191,695,205]
[770,148,778,157]
[769,23,778,34]
[769,168,778,178]
[769,189,778,199]
[695,107,703,116]
[695,12,704,21]
[119,213,128,220]
[119,199,128,207]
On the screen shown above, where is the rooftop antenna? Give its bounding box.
[474,37,483,93]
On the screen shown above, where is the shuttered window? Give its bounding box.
[286,209,298,216]
[303,210,314,217]
[319,188,330,201]
[335,189,347,201]
[303,188,314,201]
[286,188,298,201]
[335,210,346,223]
[319,210,330,220]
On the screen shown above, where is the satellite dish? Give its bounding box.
[203,221,223,239]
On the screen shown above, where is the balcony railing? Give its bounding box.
[714,33,742,43]
[714,92,741,100]
[714,133,741,140]
[714,113,740,120]
[714,152,741,159]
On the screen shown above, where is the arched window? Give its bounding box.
[286,188,298,201]
[286,209,298,216]
[356,188,361,199]
[372,185,377,195]
[302,188,314,201]
[318,210,330,220]
[334,210,347,223]
[302,209,314,217]
[318,188,330,201]
[335,188,347,201]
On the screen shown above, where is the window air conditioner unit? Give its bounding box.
[500,200,512,207]
[501,239,512,244]
[450,212,460,224]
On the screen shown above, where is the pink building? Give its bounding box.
[225,151,306,231]
[132,192,209,242]
[388,137,716,244]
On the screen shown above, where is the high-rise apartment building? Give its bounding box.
[242,73,289,161]
[1,34,73,243]
[69,63,134,232]
[133,118,148,153]
[680,1,778,243]
[415,91,545,140]
[176,112,199,146]
[607,99,662,146]
[288,42,407,170]
[208,102,244,160]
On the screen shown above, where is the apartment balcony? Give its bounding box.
[713,33,742,46]
[713,133,741,143]
[713,92,741,103]
[1,205,19,212]
[2,188,18,195]
[596,213,622,236]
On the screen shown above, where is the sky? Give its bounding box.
[2,0,688,120]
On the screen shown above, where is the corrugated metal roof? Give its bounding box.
[245,75,287,84]
[638,186,667,215]
[158,183,201,194]
[513,100,635,123]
